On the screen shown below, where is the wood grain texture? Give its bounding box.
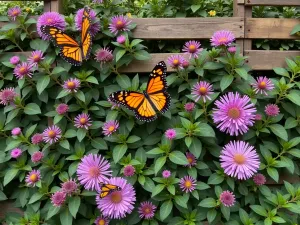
[233,0,245,53]
[245,50,300,70]
[0,201,23,219]
[245,0,300,6]
[246,18,299,39]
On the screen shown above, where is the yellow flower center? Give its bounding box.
[234,154,246,165]
[228,107,240,119]
[144,207,151,214]
[173,59,179,66]
[209,10,216,16]
[258,81,266,89]
[19,67,26,73]
[29,174,38,182]
[187,156,193,164]
[108,126,115,132]
[12,10,19,16]
[89,166,100,178]
[110,191,122,203]
[188,44,196,53]
[48,130,56,138]
[80,118,86,125]
[47,18,53,23]
[199,87,207,95]
[98,219,105,225]
[184,180,192,188]
[33,55,40,60]
[67,81,75,89]
[219,37,228,43]
[116,20,124,29]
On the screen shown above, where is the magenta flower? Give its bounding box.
[56,103,69,115]
[42,125,62,144]
[31,133,43,144]
[184,102,195,112]
[37,12,66,40]
[212,92,256,136]
[220,190,236,207]
[74,113,92,129]
[28,50,44,65]
[25,170,41,187]
[191,81,214,103]
[162,170,171,178]
[117,35,126,44]
[211,30,235,47]
[252,76,274,95]
[167,55,184,69]
[165,128,176,140]
[75,8,100,37]
[179,176,196,193]
[185,152,197,168]
[124,165,135,177]
[8,6,21,21]
[102,120,119,136]
[227,46,236,53]
[94,216,110,225]
[31,151,44,163]
[265,104,280,117]
[77,154,112,192]
[220,140,260,180]
[63,78,81,92]
[255,114,262,121]
[182,40,202,58]
[138,201,157,219]
[0,88,17,105]
[10,56,20,65]
[14,62,34,79]
[182,60,190,69]
[11,148,22,158]
[51,191,66,207]
[96,177,136,219]
[109,15,132,35]
[95,47,114,65]
[61,179,78,196]
[253,173,266,186]
[11,127,21,136]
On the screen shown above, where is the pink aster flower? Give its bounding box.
[11,148,22,158]
[220,190,236,207]
[253,173,266,186]
[74,113,92,129]
[162,170,171,178]
[185,152,197,168]
[56,103,69,115]
[11,127,21,136]
[14,62,34,79]
[167,55,184,69]
[61,179,78,196]
[63,78,81,92]
[31,133,43,144]
[252,76,274,95]
[8,6,21,21]
[182,60,190,69]
[10,56,20,65]
[124,165,135,177]
[25,170,41,187]
[138,201,157,219]
[212,92,256,136]
[165,128,176,140]
[191,81,214,103]
[265,104,280,117]
[31,151,44,163]
[117,35,126,44]
[211,30,235,47]
[94,216,110,225]
[28,50,44,65]
[51,191,66,207]
[220,140,260,180]
[0,88,17,105]
[42,125,62,144]
[255,114,262,121]
[182,40,202,58]
[109,15,132,35]
[95,47,114,65]
[179,176,197,193]
[37,12,66,40]
[96,177,136,219]
[184,102,195,112]
[75,8,100,37]
[77,153,112,192]
[102,120,119,136]
[227,46,236,53]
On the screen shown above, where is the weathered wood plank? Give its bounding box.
[245,50,300,70]
[233,0,245,53]
[0,200,23,219]
[246,18,299,39]
[245,0,300,6]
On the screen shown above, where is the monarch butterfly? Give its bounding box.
[108,61,171,122]
[41,6,92,66]
[99,183,121,199]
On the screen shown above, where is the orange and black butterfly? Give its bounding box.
[108,61,171,122]
[41,7,92,66]
[99,182,121,199]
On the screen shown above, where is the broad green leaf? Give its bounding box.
[269,124,288,141]
[91,138,108,150]
[36,76,50,94]
[151,184,165,197]
[174,196,188,208]
[4,168,19,186]
[287,91,300,106]
[69,196,80,218]
[46,206,60,220]
[160,200,173,221]
[203,62,223,70]
[220,74,234,91]
[191,4,200,12]
[189,138,202,158]
[60,208,73,225]
[116,75,131,89]
[116,49,126,62]
[235,68,248,80]
[250,205,268,216]
[207,209,217,223]
[24,103,41,115]
[273,67,289,77]
[77,129,87,142]
[134,50,151,61]
[154,156,167,174]
[169,151,189,165]
[208,173,224,185]
[113,144,128,163]
[28,192,44,204]
[267,167,279,182]
[198,198,216,208]
[30,39,49,52]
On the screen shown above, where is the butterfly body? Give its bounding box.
[99,182,121,199]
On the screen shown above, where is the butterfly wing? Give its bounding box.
[81,7,92,60]
[99,183,121,199]
[41,25,82,66]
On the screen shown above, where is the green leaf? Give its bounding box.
[273,67,289,77]
[196,123,215,137]
[52,67,66,75]
[116,49,126,62]
[69,196,80,218]
[264,218,272,225]
[174,196,188,208]
[239,208,249,224]
[6,109,20,124]
[169,151,189,165]
[250,205,268,216]
[235,68,248,80]
[269,124,288,141]
[59,140,70,149]
[25,124,37,138]
[151,184,165,197]
[154,156,167,174]
[288,149,300,158]
[127,135,141,143]
[0,190,7,201]
[272,217,286,223]
[290,24,300,35]
[221,205,230,221]
[4,168,18,186]
[86,76,99,84]
[28,192,44,204]
[167,185,175,195]
[116,75,131,89]
[60,208,73,225]
[267,167,279,182]
[30,39,49,52]
[75,91,85,102]
[24,103,41,115]
[160,200,173,221]
[198,198,217,208]
[77,129,87,142]
[138,175,145,185]
[287,91,300,106]
[46,206,60,220]
[130,39,143,47]
[286,58,297,72]
[207,209,217,223]
[191,4,200,12]
[36,76,50,94]
[133,50,151,61]
[203,62,224,70]
[189,138,202,158]
[208,173,224,185]
[0,23,19,31]
[220,74,234,91]
[131,74,139,90]
[91,138,108,150]
[113,144,128,163]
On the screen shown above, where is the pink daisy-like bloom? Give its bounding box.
[102,120,119,136]
[31,133,43,144]
[124,165,135,177]
[61,179,78,196]
[162,170,171,178]
[94,216,110,225]
[227,46,236,53]
[220,140,260,180]
[31,151,44,163]
[28,50,44,65]
[185,152,197,168]
[211,30,235,47]
[96,177,136,219]
[95,47,114,65]
[265,104,280,117]
[0,88,17,105]
[117,35,126,44]
[75,8,100,37]
[11,127,21,136]
[165,128,176,140]
[25,170,41,187]
[109,15,132,35]
[42,125,62,144]
[11,148,22,158]
[56,103,69,115]
[184,102,195,112]
[251,76,274,96]
[182,60,190,69]
[63,78,81,93]
[182,40,202,58]
[220,190,236,207]
[179,176,197,193]
[167,55,185,69]
[212,92,256,136]
[255,114,262,121]
[77,154,112,192]
[51,191,66,207]
[37,12,66,40]
[74,113,92,130]
[138,201,157,219]
[253,173,266,186]
[8,6,21,21]
[14,62,33,79]
[191,81,214,103]
[10,56,20,65]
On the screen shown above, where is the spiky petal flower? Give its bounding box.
[10,56,20,65]
[31,133,43,144]
[165,128,176,140]
[117,35,126,44]
[102,120,119,136]
[37,12,66,40]
[77,154,112,192]
[28,50,44,65]
[167,55,184,69]
[56,103,69,115]
[220,191,236,207]
[191,81,214,103]
[95,47,114,65]
[138,201,157,219]
[109,15,132,35]
[94,216,110,225]
[180,176,196,193]
[162,170,171,178]
[182,40,202,58]
[11,127,21,136]
[61,179,78,196]
[265,104,280,117]
[212,92,256,136]
[51,191,66,207]
[14,62,33,79]
[185,152,197,168]
[96,177,136,219]
[74,113,92,129]
[8,6,21,21]
[31,151,44,163]
[252,76,274,95]
[25,170,41,187]
[63,78,81,92]
[255,114,262,121]
[0,88,17,105]
[228,46,236,53]
[253,173,266,186]
[211,30,235,47]
[220,140,260,180]
[124,165,135,177]
[75,8,100,37]
[42,125,62,144]
[184,102,195,112]
[11,148,22,158]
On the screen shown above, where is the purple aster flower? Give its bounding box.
[220,140,260,180]
[37,12,66,40]
[75,8,100,37]
[42,125,62,144]
[117,35,126,44]
[184,102,195,112]
[11,127,21,136]
[252,76,274,95]
[179,176,196,193]
[51,191,66,207]
[228,46,236,53]
[63,78,81,92]
[167,55,184,69]
[10,56,20,65]
[0,88,17,105]
[124,165,135,177]
[25,170,41,187]
[96,177,136,219]
[102,120,119,136]
[14,62,34,79]
[162,170,171,178]
[28,50,44,65]
[185,152,197,168]
[74,113,92,129]
[31,133,43,144]
[182,40,202,58]
[109,15,132,35]
[138,201,157,219]
[212,92,256,136]
[211,30,235,47]
[191,81,214,103]
[165,128,176,140]
[56,103,69,115]
[31,151,44,163]
[11,148,22,158]
[95,47,114,66]
[77,154,112,192]
[253,173,266,186]
[94,216,110,225]
[255,114,262,121]
[182,60,190,69]
[220,191,236,207]
[8,6,21,21]
[265,104,280,117]
[61,179,78,196]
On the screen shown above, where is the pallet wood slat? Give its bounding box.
[245,0,300,6]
